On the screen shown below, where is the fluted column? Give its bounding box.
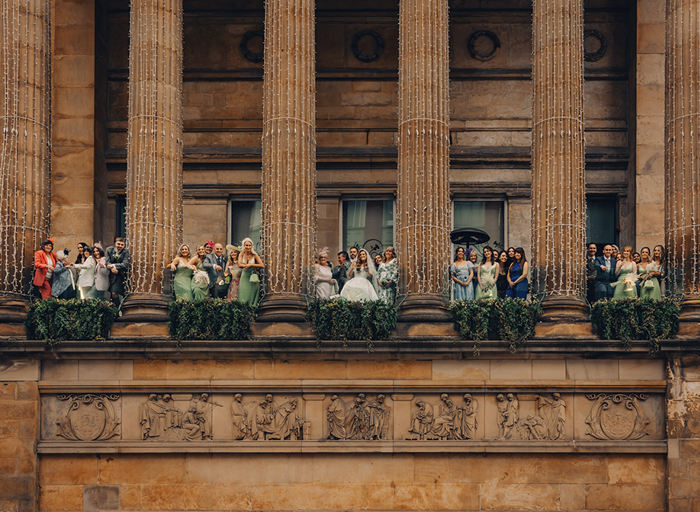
[396,0,451,321]
[125,0,183,316]
[665,0,700,319]
[531,0,587,321]
[259,0,316,322]
[0,0,51,312]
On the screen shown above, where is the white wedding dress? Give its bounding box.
[340,267,378,302]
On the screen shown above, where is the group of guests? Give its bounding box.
[33,238,129,306]
[169,239,263,305]
[588,243,666,302]
[451,246,529,301]
[315,246,398,304]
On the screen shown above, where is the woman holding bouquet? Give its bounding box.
[475,246,498,300]
[188,245,211,301]
[613,245,638,300]
[638,246,662,299]
[376,246,398,304]
[238,238,263,305]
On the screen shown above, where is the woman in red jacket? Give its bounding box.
[34,239,57,300]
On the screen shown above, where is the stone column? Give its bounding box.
[396,0,451,322]
[0,0,51,324]
[258,0,316,323]
[124,0,183,320]
[665,0,700,325]
[531,0,587,323]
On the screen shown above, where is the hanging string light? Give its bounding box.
[126,0,183,296]
[397,0,451,299]
[261,0,317,299]
[665,0,700,300]
[0,0,51,297]
[530,0,586,301]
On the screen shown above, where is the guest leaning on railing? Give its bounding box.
[169,244,195,300]
[33,239,57,300]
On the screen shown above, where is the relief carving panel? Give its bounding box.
[231,394,306,440]
[494,393,566,441]
[585,393,650,440]
[56,394,121,441]
[405,393,478,440]
[327,393,390,440]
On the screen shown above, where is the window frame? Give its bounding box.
[338,196,396,256]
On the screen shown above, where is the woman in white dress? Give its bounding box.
[314,248,337,299]
[73,245,96,300]
[340,249,378,302]
[92,245,111,300]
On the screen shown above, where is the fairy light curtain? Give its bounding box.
[530,0,586,299]
[396,0,451,298]
[261,0,317,297]
[665,0,700,300]
[126,0,183,295]
[0,0,51,295]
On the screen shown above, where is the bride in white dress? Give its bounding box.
[340,249,378,302]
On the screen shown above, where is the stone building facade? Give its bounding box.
[2,0,700,512]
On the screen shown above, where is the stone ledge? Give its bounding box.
[36,439,668,454]
[37,379,668,394]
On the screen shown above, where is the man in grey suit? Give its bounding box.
[332,251,350,293]
[205,242,228,299]
[106,237,130,308]
[594,244,616,301]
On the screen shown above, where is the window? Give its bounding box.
[342,199,394,255]
[586,196,618,247]
[230,200,262,249]
[453,200,505,250]
[116,196,127,240]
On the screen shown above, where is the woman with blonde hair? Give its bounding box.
[189,245,211,301]
[613,245,638,299]
[238,238,264,305]
[169,244,195,300]
[314,247,336,299]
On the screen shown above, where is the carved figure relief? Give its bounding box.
[406,394,478,440]
[230,394,306,440]
[56,394,120,441]
[327,393,389,440]
[585,393,650,440]
[495,393,566,441]
[140,393,221,441]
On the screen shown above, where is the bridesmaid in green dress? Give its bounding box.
[475,246,498,300]
[225,246,242,300]
[237,238,264,306]
[189,245,210,301]
[638,247,662,299]
[169,244,194,300]
[613,245,638,300]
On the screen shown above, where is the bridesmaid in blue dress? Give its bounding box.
[451,247,474,300]
[467,249,479,298]
[506,247,529,299]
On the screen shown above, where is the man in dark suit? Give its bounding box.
[594,244,616,301]
[332,251,350,293]
[586,243,597,304]
[106,237,130,308]
[205,243,228,298]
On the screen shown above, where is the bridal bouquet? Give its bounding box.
[193,270,210,286]
[611,272,639,293]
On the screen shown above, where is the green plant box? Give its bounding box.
[25,298,118,344]
[167,299,257,340]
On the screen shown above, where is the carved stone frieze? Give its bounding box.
[231,394,307,440]
[495,393,566,441]
[406,394,478,440]
[585,393,650,441]
[56,394,121,441]
[327,393,389,440]
[140,393,221,441]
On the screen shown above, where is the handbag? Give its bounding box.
[249,272,260,283]
[643,279,654,289]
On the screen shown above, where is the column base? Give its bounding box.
[0,294,29,323]
[398,294,451,323]
[678,298,700,338]
[534,295,594,338]
[117,293,170,322]
[253,293,314,338]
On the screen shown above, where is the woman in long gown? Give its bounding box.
[315,249,336,299]
[340,249,378,302]
[238,238,264,306]
[376,246,398,304]
[451,247,473,301]
[92,246,111,301]
[73,246,96,300]
[475,246,497,300]
[224,246,242,300]
[638,246,662,299]
[169,244,194,300]
[653,245,666,297]
[188,245,210,301]
[496,251,509,299]
[506,247,529,299]
[613,245,638,300]
[467,249,478,298]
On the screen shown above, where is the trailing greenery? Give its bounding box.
[167,299,257,341]
[449,298,542,355]
[590,298,680,353]
[306,298,398,349]
[25,298,118,344]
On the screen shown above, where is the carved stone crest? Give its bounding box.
[56,394,121,441]
[406,394,478,440]
[327,393,389,440]
[585,393,650,440]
